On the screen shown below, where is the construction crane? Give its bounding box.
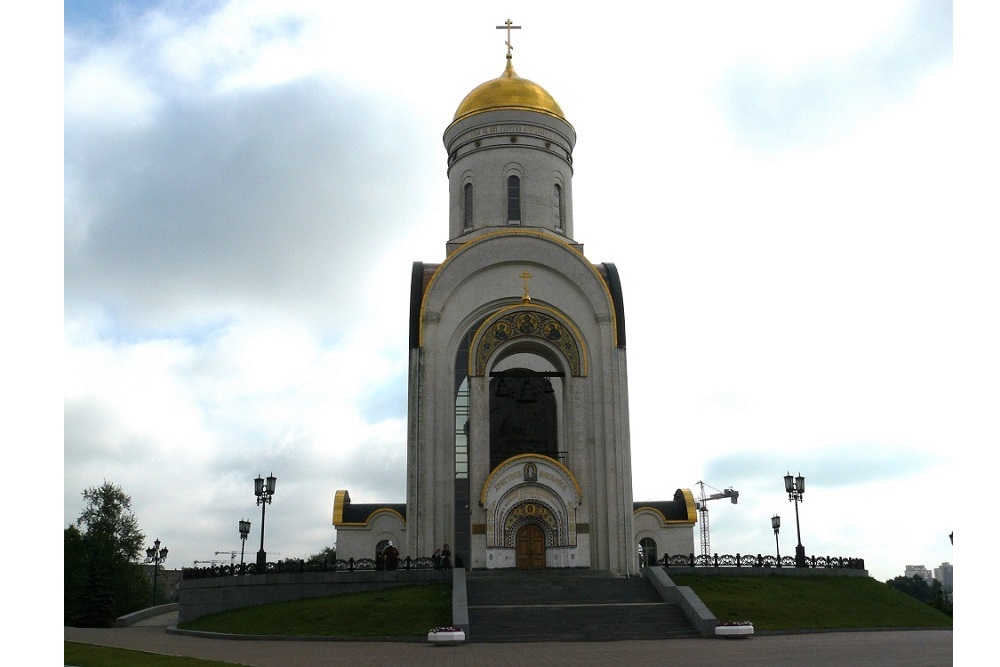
[695,480,739,557]
[193,551,280,567]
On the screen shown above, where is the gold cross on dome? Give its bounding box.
[520,270,533,304]
[496,19,521,58]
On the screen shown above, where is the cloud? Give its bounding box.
[704,444,941,491]
[716,0,952,151]
[65,78,430,337]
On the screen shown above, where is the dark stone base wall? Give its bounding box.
[178,569,450,624]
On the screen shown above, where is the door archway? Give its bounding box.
[515,524,546,570]
[639,537,657,568]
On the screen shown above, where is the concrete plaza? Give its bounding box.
[65,625,953,667]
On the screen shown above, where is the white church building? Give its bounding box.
[335,32,695,575]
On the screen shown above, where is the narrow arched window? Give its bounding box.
[554,183,563,230]
[463,183,473,229]
[507,175,521,224]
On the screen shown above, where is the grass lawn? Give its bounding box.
[668,574,953,632]
[64,642,246,667]
[178,582,452,637]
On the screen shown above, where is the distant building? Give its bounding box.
[904,564,933,583]
[933,562,953,592]
[142,564,182,603]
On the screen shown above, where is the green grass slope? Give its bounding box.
[178,583,451,637]
[668,574,953,631]
[65,642,244,667]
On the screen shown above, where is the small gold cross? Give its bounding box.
[519,270,533,304]
[496,19,521,59]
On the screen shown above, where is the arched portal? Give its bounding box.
[489,369,558,470]
[639,537,657,569]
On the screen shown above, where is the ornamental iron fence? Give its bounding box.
[658,553,865,570]
[182,556,440,580]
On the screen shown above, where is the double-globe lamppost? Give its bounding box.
[238,518,251,574]
[145,538,169,606]
[771,514,781,565]
[784,472,807,567]
[255,473,276,570]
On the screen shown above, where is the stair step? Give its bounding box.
[464,570,699,642]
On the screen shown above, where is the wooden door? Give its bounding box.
[515,524,545,570]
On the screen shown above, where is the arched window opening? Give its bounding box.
[489,369,559,471]
[455,377,469,479]
[639,537,658,568]
[463,183,473,229]
[507,175,521,224]
[452,321,482,570]
[554,183,564,230]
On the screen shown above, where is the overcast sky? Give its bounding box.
[52,0,995,586]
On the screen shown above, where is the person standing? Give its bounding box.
[384,541,400,570]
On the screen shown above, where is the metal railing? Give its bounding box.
[182,556,441,579]
[658,553,865,569]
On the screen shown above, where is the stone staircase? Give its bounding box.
[465,569,699,642]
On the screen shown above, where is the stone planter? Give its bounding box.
[715,624,754,638]
[427,629,466,645]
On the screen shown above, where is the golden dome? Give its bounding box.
[452,58,566,123]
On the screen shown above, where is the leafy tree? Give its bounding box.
[64,524,87,625]
[307,546,337,565]
[928,579,953,617]
[66,482,152,627]
[886,574,932,603]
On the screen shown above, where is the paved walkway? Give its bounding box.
[65,626,953,667]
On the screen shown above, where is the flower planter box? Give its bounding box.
[715,624,754,638]
[427,629,466,645]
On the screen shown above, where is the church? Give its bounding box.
[335,26,696,575]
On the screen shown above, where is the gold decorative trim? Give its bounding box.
[679,488,698,523]
[418,229,616,348]
[633,506,669,526]
[471,304,587,377]
[479,453,582,508]
[332,490,349,525]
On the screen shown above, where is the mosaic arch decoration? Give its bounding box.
[472,306,585,377]
[481,454,583,549]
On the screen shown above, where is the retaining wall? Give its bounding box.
[178,569,450,624]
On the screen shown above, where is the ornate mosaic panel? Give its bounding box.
[473,308,583,376]
[482,455,582,549]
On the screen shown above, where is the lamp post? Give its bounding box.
[255,473,276,570]
[771,514,781,565]
[784,472,806,567]
[145,539,168,606]
[238,519,251,574]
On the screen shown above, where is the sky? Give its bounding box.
[50,0,996,589]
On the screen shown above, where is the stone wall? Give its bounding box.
[177,569,450,624]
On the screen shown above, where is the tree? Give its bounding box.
[928,579,953,617]
[886,574,932,603]
[64,524,87,625]
[65,482,152,627]
[307,546,337,566]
